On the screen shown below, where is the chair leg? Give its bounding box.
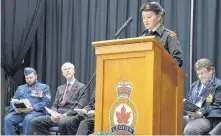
[16,126,20,135]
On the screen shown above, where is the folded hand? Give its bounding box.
[51,116,57,123]
[191,112,203,119]
[87,110,95,117]
[15,107,34,113]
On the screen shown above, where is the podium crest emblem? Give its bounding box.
[109,80,137,135]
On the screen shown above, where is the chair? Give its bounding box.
[16,123,59,135]
[15,123,23,135]
[49,126,59,135]
[203,110,221,135]
[209,117,221,129]
[207,110,221,129]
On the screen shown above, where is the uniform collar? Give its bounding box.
[151,23,161,32]
[153,24,165,36]
[27,80,39,88]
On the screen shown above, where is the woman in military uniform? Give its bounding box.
[140,2,183,67]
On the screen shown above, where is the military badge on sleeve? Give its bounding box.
[169,32,177,38]
[176,39,180,44]
[169,32,180,45]
[46,93,51,100]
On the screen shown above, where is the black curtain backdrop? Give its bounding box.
[1,0,45,132]
[26,0,191,102]
[158,0,191,97]
[192,0,221,81]
[1,0,45,104]
[1,0,221,133]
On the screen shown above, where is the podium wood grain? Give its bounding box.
[92,36,185,135]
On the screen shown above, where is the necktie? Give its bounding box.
[148,31,154,36]
[60,83,71,105]
[193,87,202,103]
[194,90,200,103]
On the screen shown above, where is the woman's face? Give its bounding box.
[142,11,161,30]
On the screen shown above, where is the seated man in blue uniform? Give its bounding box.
[30,62,89,135]
[183,58,221,135]
[4,67,51,135]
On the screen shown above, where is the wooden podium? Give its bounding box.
[92,36,185,135]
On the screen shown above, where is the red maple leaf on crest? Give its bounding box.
[116,105,131,124]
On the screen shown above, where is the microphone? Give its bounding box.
[114,17,133,39]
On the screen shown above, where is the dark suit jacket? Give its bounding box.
[51,80,89,116]
[84,89,95,112]
[187,77,221,117]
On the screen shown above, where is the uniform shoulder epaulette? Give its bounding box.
[164,29,173,36]
[164,29,172,32]
[167,30,176,38]
[165,29,176,37]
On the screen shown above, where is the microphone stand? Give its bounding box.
[71,72,96,109]
[114,17,133,39]
[71,17,132,111]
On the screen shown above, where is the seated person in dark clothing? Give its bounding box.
[60,89,95,135]
[183,58,221,135]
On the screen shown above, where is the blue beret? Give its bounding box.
[24,67,36,76]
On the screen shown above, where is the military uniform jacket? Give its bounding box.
[187,77,221,117]
[141,24,183,67]
[10,81,51,112]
